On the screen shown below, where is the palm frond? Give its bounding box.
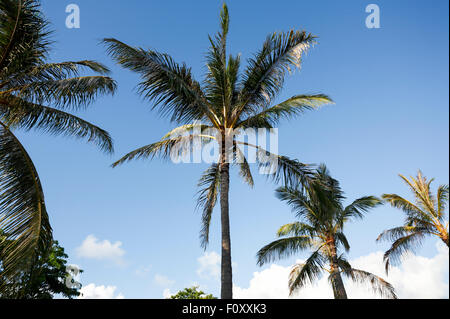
[196,163,221,249]
[376,225,424,243]
[235,140,312,187]
[112,133,215,167]
[382,232,425,274]
[437,184,448,220]
[398,173,437,217]
[3,60,110,90]
[0,0,50,78]
[288,249,325,295]
[256,235,312,266]
[204,3,233,122]
[276,222,315,238]
[235,29,316,120]
[0,97,113,153]
[7,75,116,110]
[102,38,219,126]
[334,231,350,252]
[275,186,319,223]
[382,193,432,223]
[342,268,397,299]
[236,94,333,128]
[160,123,214,140]
[0,121,52,289]
[232,142,254,187]
[342,196,382,221]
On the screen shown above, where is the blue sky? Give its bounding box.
[15,0,449,298]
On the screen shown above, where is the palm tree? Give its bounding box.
[103,4,333,298]
[257,165,397,299]
[377,171,449,273]
[0,0,116,289]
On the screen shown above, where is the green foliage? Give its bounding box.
[378,171,449,273]
[0,0,116,290]
[257,165,396,299]
[169,286,217,299]
[0,239,81,299]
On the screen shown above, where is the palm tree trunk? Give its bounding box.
[219,158,233,299]
[329,240,347,299]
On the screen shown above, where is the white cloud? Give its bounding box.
[197,251,220,280]
[349,242,449,299]
[154,274,175,287]
[234,242,449,299]
[78,283,124,299]
[163,288,173,299]
[76,235,125,266]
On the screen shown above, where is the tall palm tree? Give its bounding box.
[377,171,449,273]
[0,0,116,289]
[103,4,333,298]
[257,165,397,299]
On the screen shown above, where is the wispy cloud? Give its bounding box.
[154,274,175,287]
[135,265,152,277]
[197,251,220,280]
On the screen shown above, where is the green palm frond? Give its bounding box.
[235,29,316,121]
[0,0,50,78]
[256,235,312,266]
[232,143,254,187]
[334,231,350,252]
[7,76,116,110]
[342,196,382,221]
[269,155,312,187]
[3,61,110,90]
[102,38,219,126]
[0,121,52,285]
[342,268,397,299]
[380,171,449,271]
[382,232,425,273]
[288,249,326,295]
[235,141,312,187]
[236,94,333,129]
[382,193,432,223]
[308,164,344,205]
[32,60,110,76]
[275,186,319,223]
[376,225,423,243]
[437,184,448,220]
[160,123,215,140]
[276,222,316,238]
[0,98,113,153]
[204,4,233,122]
[111,133,215,167]
[196,163,221,249]
[399,172,436,216]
